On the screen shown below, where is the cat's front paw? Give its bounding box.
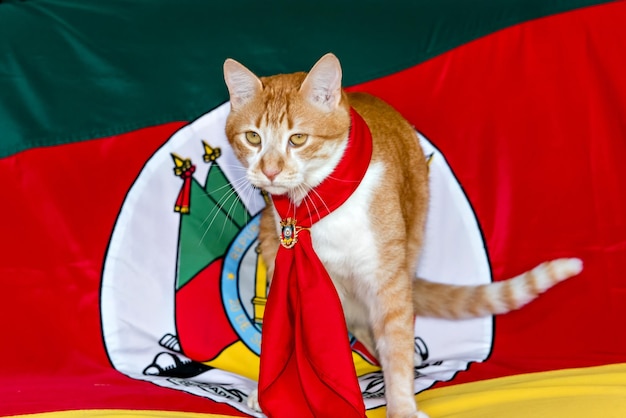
[247,388,262,412]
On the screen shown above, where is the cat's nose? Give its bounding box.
[262,167,281,182]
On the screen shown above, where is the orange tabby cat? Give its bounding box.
[223,53,582,418]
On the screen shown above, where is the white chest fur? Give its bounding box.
[269,162,385,340]
[309,162,384,326]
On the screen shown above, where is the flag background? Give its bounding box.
[2,0,626,417]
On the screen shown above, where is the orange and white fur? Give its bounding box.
[223,53,583,418]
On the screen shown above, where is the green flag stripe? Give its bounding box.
[0,0,611,158]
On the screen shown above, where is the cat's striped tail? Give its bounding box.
[413,258,583,319]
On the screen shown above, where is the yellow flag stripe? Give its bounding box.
[8,363,626,418]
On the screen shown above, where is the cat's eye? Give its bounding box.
[245,131,261,146]
[289,133,308,147]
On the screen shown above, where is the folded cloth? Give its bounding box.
[258,108,372,418]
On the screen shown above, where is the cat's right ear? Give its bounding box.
[223,58,263,110]
[300,53,343,112]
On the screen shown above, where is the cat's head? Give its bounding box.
[223,53,351,202]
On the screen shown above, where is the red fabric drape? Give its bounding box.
[259,109,372,418]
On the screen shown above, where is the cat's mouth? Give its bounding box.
[249,173,299,196]
[248,170,311,201]
[248,177,290,196]
[262,184,290,196]
[253,179,309,202]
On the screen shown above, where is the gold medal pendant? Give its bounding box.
[280,217,301,249]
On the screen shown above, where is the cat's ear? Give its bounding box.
[300,53,343,112]
[223,58,263,109]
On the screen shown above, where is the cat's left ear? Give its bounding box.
[223,58,263,110]
[300,53,343,112]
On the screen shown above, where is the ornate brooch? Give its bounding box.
[279,218,308,249]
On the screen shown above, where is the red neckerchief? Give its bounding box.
[258,108,372,418]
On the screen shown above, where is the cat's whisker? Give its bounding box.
[282,194,297,219]
[207,176,248,195]
[303,183,331,222]
[326,175,361,184]
[235,181,259,221]
[221,185,248,235]
[198,200,233,245]
[242,184,260,224]
[298,185,316,222]
[198,175,249,229]
[197,176,251,244]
